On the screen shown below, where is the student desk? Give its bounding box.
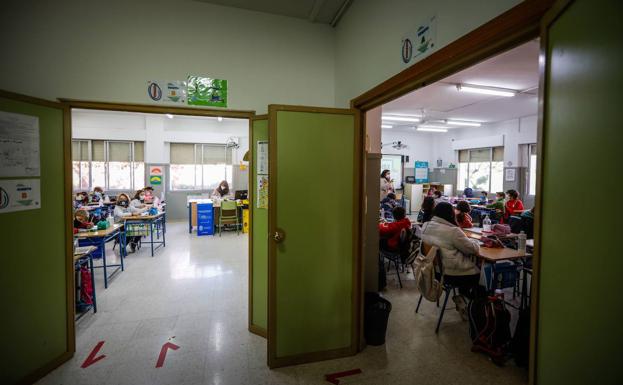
[187,198,244,234]
[75,224,125,289]
[74,246,98,318]
[123,212,166,256]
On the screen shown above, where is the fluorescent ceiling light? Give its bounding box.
[381,124,393,129]
[446,120,482,127]
[417,125,447,133]
[382,115,421,123]
[165,113,174,119]
[456,84,516,97]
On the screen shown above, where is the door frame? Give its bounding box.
[348,1,555,384]
[248,114,269,338]
[266,104,363,368]
[0,89,73,384]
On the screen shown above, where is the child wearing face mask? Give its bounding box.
[114,193,147,253]
[91,186,108,203]
[130,189,147,210]
[73,192,88,209]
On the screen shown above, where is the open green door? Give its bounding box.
[535,1,622,383]
[0,91,72,384]
[249,115,269,337]
[267,105,362,368]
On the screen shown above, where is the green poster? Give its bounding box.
[187,76,227,107]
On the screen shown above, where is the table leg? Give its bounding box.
[150,220,154,257]
[119,231,125,271]
[188,205,192,233]
[89,255,97,313]
[162,217,166,247]
[101,237,108,289]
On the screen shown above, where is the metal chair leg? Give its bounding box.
[394,259,403,289]
[415,294,423,313]
[435,289,451,334]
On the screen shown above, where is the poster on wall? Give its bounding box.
[414,161,429,183]
[149,166,163,185]
[505,168,516,181]
[0,111,40,177]
[147,80,187,103]
[187,76,228,107]
[401,15,437,66]
[0,179,41,214]
[257,175,268,209]
[257,141,268,175]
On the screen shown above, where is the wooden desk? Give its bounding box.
[124,212,166,256]
[478,247,530,262]
[74,224,125,288]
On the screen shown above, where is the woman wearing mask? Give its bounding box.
[420,202,482,320]
[380,169,394,200]
[212,180,231,199]
[114,193,147,253]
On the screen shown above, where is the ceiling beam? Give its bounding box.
[330,0,353,27]
[308,0,326,22]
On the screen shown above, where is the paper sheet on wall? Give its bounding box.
[257,175,268,209]
[0,111,40,177]
[257,141,268,175]
[0,179,41,214]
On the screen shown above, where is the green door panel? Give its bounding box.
[271,108,357,363]
[0,97,69,384]
[538,1,623,384]
[251,118,268,333]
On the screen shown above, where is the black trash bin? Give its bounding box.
[364,292,392,346]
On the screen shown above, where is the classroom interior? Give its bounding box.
[1,1,620,385]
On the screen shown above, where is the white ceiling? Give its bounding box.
[383,40,540,130]
[193,0,351,25]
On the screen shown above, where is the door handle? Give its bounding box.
[273,229,285,243]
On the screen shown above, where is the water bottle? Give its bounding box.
[518,231,527,253]
[483,215,492,232]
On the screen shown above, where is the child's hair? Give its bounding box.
[506,189,519,200]
[75,209,89,221]
[433,202,458,226]
[481,191,488,196]
[386,193,396,200]
[133,189,144,200]
[392,206,406,220]
[456,200,471,223]
[433,190,442,198]
[496,192,505,199]
[421,196,435,213]
[94,186,104,193]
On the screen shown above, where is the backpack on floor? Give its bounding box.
[414,245,443,301]
[468,296,512,365]
[511,307,531,367]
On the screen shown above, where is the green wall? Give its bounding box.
[274,110,355,358]
[537,1,623,384]
[0,98,69,384]
[251,119,268,331]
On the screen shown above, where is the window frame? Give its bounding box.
[527,143,537,196]
[169,142,233,191]
[457,146,504,193]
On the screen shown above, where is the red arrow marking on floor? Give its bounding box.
[155,342,180,368]
[325,369,362,384]
[81,341,106,368]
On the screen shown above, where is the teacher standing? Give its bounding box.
[380,169,394,200]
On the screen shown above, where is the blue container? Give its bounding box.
[197,203,214,236]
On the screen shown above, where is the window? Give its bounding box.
[528,144,537,196]
[71,139,144,191]
[170,143,233,191]
[457,147,504,193]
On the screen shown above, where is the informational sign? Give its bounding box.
[505,168,516,181]
[197,203,214,236]
[0,179,41,214]
[257,141,268,175]
[149,166,163,185]
[414,161,429,184]
[401,16,437,65]
[257,175,268,209]
[0,111,40,177]
[147,81,187,103]
[187,76,228,107]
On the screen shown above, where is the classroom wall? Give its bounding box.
[334,0,522,107]
[0,0,335,114]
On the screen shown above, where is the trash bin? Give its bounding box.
[364,292,392,346]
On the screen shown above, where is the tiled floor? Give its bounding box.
[38,221,527,385]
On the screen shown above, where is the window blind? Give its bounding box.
[201,144,230,164]
[134,141,144,162]
[493,146,504,162]
[458,149,469,163]
[170,143,195,164]
[92,140,106,162]
[108,142,132,162]
[470,148,491,162]
[72,140,89,161]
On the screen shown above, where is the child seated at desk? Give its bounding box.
[504,189,524,222]
[417,196,435,223]
[73,192,88,209]
[380,193,398,219]
[130,189,147,210]
[114,193,147,253]
[143,186,154,204]
[486,192,506,221]
[379,206,411,251]
[479,191,488,204]
[91,186,108,203]
[73,209,94,231]
[455,200,473,229]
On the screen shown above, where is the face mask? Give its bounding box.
[95,192,102,198]
[118,200,128,207]
[139,194,145,200]
[76,195,83,201]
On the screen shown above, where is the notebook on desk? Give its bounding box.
[74,246,93,255]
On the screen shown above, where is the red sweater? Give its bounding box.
[379,218,411,250]
[504,199,524,220]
